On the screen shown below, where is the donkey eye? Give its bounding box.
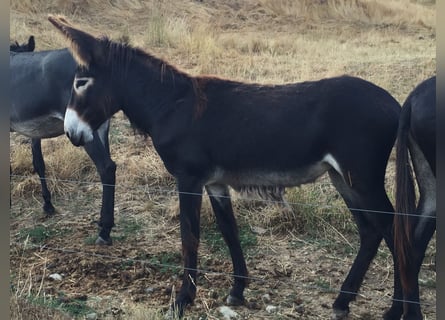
[76,79,88,88]
[74,77,94,94]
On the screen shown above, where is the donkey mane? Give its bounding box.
[100,36,208,118]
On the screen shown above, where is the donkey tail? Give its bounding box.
[394,98,417,292]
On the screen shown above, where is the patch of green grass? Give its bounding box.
[84,216,143,244]
[112,217,144,242]
[18,225,58,244]
[57,299,93,318]
[83,235,97,245]
[120,259,135,270]
[148,252,182,274]
[25,294,95,318]
[420,278,436,289]
[288,236,357,256]
[312,278,335,293]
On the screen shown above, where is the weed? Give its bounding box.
[289,236,357,256]
[83,235,98,245]
[112,217,144,242]
[18,225,57,244]
[420,278,436,289]
[148,252,182,274]
[31,294,95,318]
[312,278,335,293]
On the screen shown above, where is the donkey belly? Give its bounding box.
[206,154,341,199]
[10,113,64,139]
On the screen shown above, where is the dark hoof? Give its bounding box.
[95,236,112,245]
[43,203,56,215]
[226,294,244,306]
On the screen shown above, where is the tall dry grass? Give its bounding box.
[258,0,434,28]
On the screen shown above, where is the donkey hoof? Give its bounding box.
[95,236,112,246]
[226,294,244,306]
[331,308,349,320]
[43,203,56,215]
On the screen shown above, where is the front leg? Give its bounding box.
[206,184,248,305]
[31,138,55,214]
[169,177,203,318]
[83,122,116,245]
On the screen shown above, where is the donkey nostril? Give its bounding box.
[66,132,70,139]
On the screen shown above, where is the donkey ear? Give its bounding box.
[48,15,105,68]
[27,36,35,51]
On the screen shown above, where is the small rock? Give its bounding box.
[219,306,239,319]
[266,305,278,313]
[145,287,155,294]
[261,293,271,302]
[251,225,267,235]
[85,313,97,320]
[48,273,62,281]
[245,299,261,310]
[295,304,305,314]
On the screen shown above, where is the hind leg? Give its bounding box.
[31,138,55,214]
[401,218,435,320]
[328,170,403,320]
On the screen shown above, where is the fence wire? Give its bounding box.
[9,174,437,219]
[9,173,436,310]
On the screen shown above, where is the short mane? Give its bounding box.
[101,37,207,118]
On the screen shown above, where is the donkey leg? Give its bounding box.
[31,138,55,214]
[328,170,403,320]
[206,184,248,305]
[83,128,116,245]
[331,215,383,319]
[168,178,203,318]
[400,218,435,320]
[378,216,404,320]
[352,185,404,319]
[399,137,437,319]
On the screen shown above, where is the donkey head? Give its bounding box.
[48,15,120,146]
[10,35,35,52]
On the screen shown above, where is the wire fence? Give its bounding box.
[9,174,437,219]
[9,173,436,311]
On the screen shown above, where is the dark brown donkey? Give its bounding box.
[49,15,403,319]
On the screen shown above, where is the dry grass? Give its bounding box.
[10,0,436,319]
[258,0,435,28]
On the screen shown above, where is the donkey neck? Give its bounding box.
[116,53,199,137]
